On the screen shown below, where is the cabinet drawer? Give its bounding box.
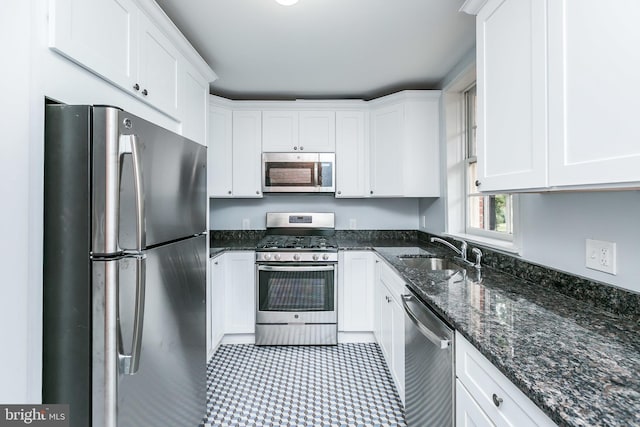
[456,332,556,427]
[378,259,405,298]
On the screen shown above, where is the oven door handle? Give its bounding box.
[257,265,335,272]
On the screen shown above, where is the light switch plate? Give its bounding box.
[585,239,616,275]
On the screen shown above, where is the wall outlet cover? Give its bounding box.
[585,239,616,275]
[349,219,357,230]
[242,218,250,230]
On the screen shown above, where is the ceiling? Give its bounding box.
[155,0,476,100]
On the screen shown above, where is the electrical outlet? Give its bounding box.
[585,239,616,275]
[421,215,426,229]
[242,218,250,230]
[349,219,357,230]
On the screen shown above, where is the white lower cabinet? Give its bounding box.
[223,252,256,335]
[457,380,495,427]
[338,251,375,332]
[374,256,405,404]
[209,254,226,354]
[455,332,556,427]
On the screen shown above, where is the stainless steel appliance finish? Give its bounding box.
[402,290,455,427]
[43,105,207,427]
[255,213,338,345]
[262,152,335,193]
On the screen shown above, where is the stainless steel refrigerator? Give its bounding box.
[43,105,207,427]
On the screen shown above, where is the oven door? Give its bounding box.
[256,264,337,324]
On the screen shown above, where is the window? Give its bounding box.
[464,84,514,240]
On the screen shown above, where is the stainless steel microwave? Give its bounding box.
[262,152,335,193]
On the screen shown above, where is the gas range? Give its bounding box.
[255,212,339,346]
[255,213,338,263]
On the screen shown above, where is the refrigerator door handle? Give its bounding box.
[118,254,147,375]
[119,134,146,251]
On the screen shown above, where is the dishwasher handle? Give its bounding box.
[402,294,450,350]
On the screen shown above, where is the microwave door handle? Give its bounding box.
[118,134,146,251]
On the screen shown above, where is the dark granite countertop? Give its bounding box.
[373,245,640,427]
[209,231,640,426]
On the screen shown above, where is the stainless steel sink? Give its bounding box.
[398,256,465,280]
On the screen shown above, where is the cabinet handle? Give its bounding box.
[299,146,304,151]
[475,180,481,187]
[293,146,298,150]
[337,190,342,195]
[492,393,503,407]
[370,190,374,195]
[142,89,148,96]
[214,261,218,265]
[256,190,260,195]
[228,190,232,195]
[133,83,140,91]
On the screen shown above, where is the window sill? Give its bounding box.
[444,232,522,255]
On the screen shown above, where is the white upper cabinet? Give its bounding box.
[208,100,263,198]
[465,0,640,191]
[49,0,216,140]
[262,110,335,152]
[370,104,405,197]
[547,0,640,187]
[262,111,299,152]
[137,12,180,118]
[299,111,336,152]
[335,111,368,197]
[181,61,210,145]
[232,111,263,197]
[49,0,139,93]
[208,103,233,197]
[369,91,441,197]
[475,0,548,192]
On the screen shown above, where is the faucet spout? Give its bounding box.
[429,237,462,257]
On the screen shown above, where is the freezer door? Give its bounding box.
[92,235,206,427]
[92,107,207,253]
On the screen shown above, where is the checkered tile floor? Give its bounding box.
[204,343,406,427]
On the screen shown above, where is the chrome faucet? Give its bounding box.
[430,237,482,269]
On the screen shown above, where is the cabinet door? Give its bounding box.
[456,380,496,427]
[370,104,404,197]
[262,111,299,152]
[208,105,233,197]
[403,96,441,197]
[378,288,393,365]
[181,63,209,145]
[49,0,138,92]
[209,256,226,353]
[223,252,255,334]
[299,111,336,152]
[335,111,368,197]
[338,251,375,332]
[476,0,548,191]
[232,111,263,197]
[390,294,405,403]
[547,1,640,187]
[137,12,181,118]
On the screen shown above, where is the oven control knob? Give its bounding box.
[263,253,271,261]
[274,254,281,261]
[312,254,319,261]
[293,254,300,261]
[322,254,329,261]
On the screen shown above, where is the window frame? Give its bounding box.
[442,65,521,254]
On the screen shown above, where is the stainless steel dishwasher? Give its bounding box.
[402,288,454,426]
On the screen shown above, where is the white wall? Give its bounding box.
[1,0,33,404]
[518,192,640,293]
[210,196,419,230]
